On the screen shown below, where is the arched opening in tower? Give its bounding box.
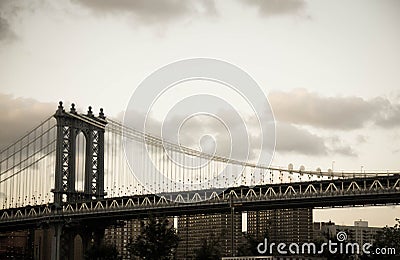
[75,131,86,192]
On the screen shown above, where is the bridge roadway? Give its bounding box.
[0,174,399,231]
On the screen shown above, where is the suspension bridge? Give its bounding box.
[0,102,399,259]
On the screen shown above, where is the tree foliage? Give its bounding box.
[237,232,266,256]
[194,233,221,260]
[85,243,120,260]
[128,215,179,260]
[368,218,400,259]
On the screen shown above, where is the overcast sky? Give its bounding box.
[0,0,399,226]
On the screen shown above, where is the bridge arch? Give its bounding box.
[73,234,84,259]
[75,131,87,192]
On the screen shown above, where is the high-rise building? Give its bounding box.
[0,230,33,259]
[176,212,243,259]
[343,220,379,245]
[104,209,313,259]
[104,219,141,259]
[247,210,273,238]
[247,208,313,244]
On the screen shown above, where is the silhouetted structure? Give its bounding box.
[53,102,107,204]
[0,102,399,259]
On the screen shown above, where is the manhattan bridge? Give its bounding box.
[0,102,399,259]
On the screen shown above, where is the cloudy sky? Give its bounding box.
[0,0,399,226]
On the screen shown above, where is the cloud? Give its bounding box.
[275,124,357,157]
[72,0,217,24]
[241,0,306,16]
[0,94,55,150]
[0,0,34,42]
[269,89,400,129]
[331,146,356,157]
[123,107,343,159]
[0,15,16,42]
[0,91,366,161]
[122,102,362,160]
[275,123,327,155]
[375,103,400,128]
[356,135,367,144]
[326,136,357,157]
[123,107,258,161]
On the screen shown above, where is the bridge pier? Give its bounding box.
[33,220,107,260]
[51,223,62,260]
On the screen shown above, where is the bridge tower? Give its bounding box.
[52,101,107,205]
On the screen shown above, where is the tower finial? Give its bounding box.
[99,108,106,119]
[87,106,93,117]
[70,103,77,114]
[56,101,64,114]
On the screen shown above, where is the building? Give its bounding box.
[104,217,175,259]
[313,221,336,241]
[104,219,141,259]
[104,209,313,259]
[313,220,382,245]
[337,220,381,245]
[106,213,243,259]
[0,230,33,258]
[247,208,313,244]
[247,210,273,238]
[176,212,243,259]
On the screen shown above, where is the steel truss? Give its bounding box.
[1,174,399,230]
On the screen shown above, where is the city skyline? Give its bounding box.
[0,0,399,226]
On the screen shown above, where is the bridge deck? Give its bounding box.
[1,174,399,231]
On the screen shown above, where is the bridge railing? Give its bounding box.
[0,173,399,225]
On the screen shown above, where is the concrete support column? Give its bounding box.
[51,223,62,260]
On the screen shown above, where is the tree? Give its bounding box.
[369,218,400,259]
[128,215,179,260]
[85,243,120,260]
[237,232,266,256]
[237,220,271,257]
[312,237,352,260]
[194,233,221,260]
